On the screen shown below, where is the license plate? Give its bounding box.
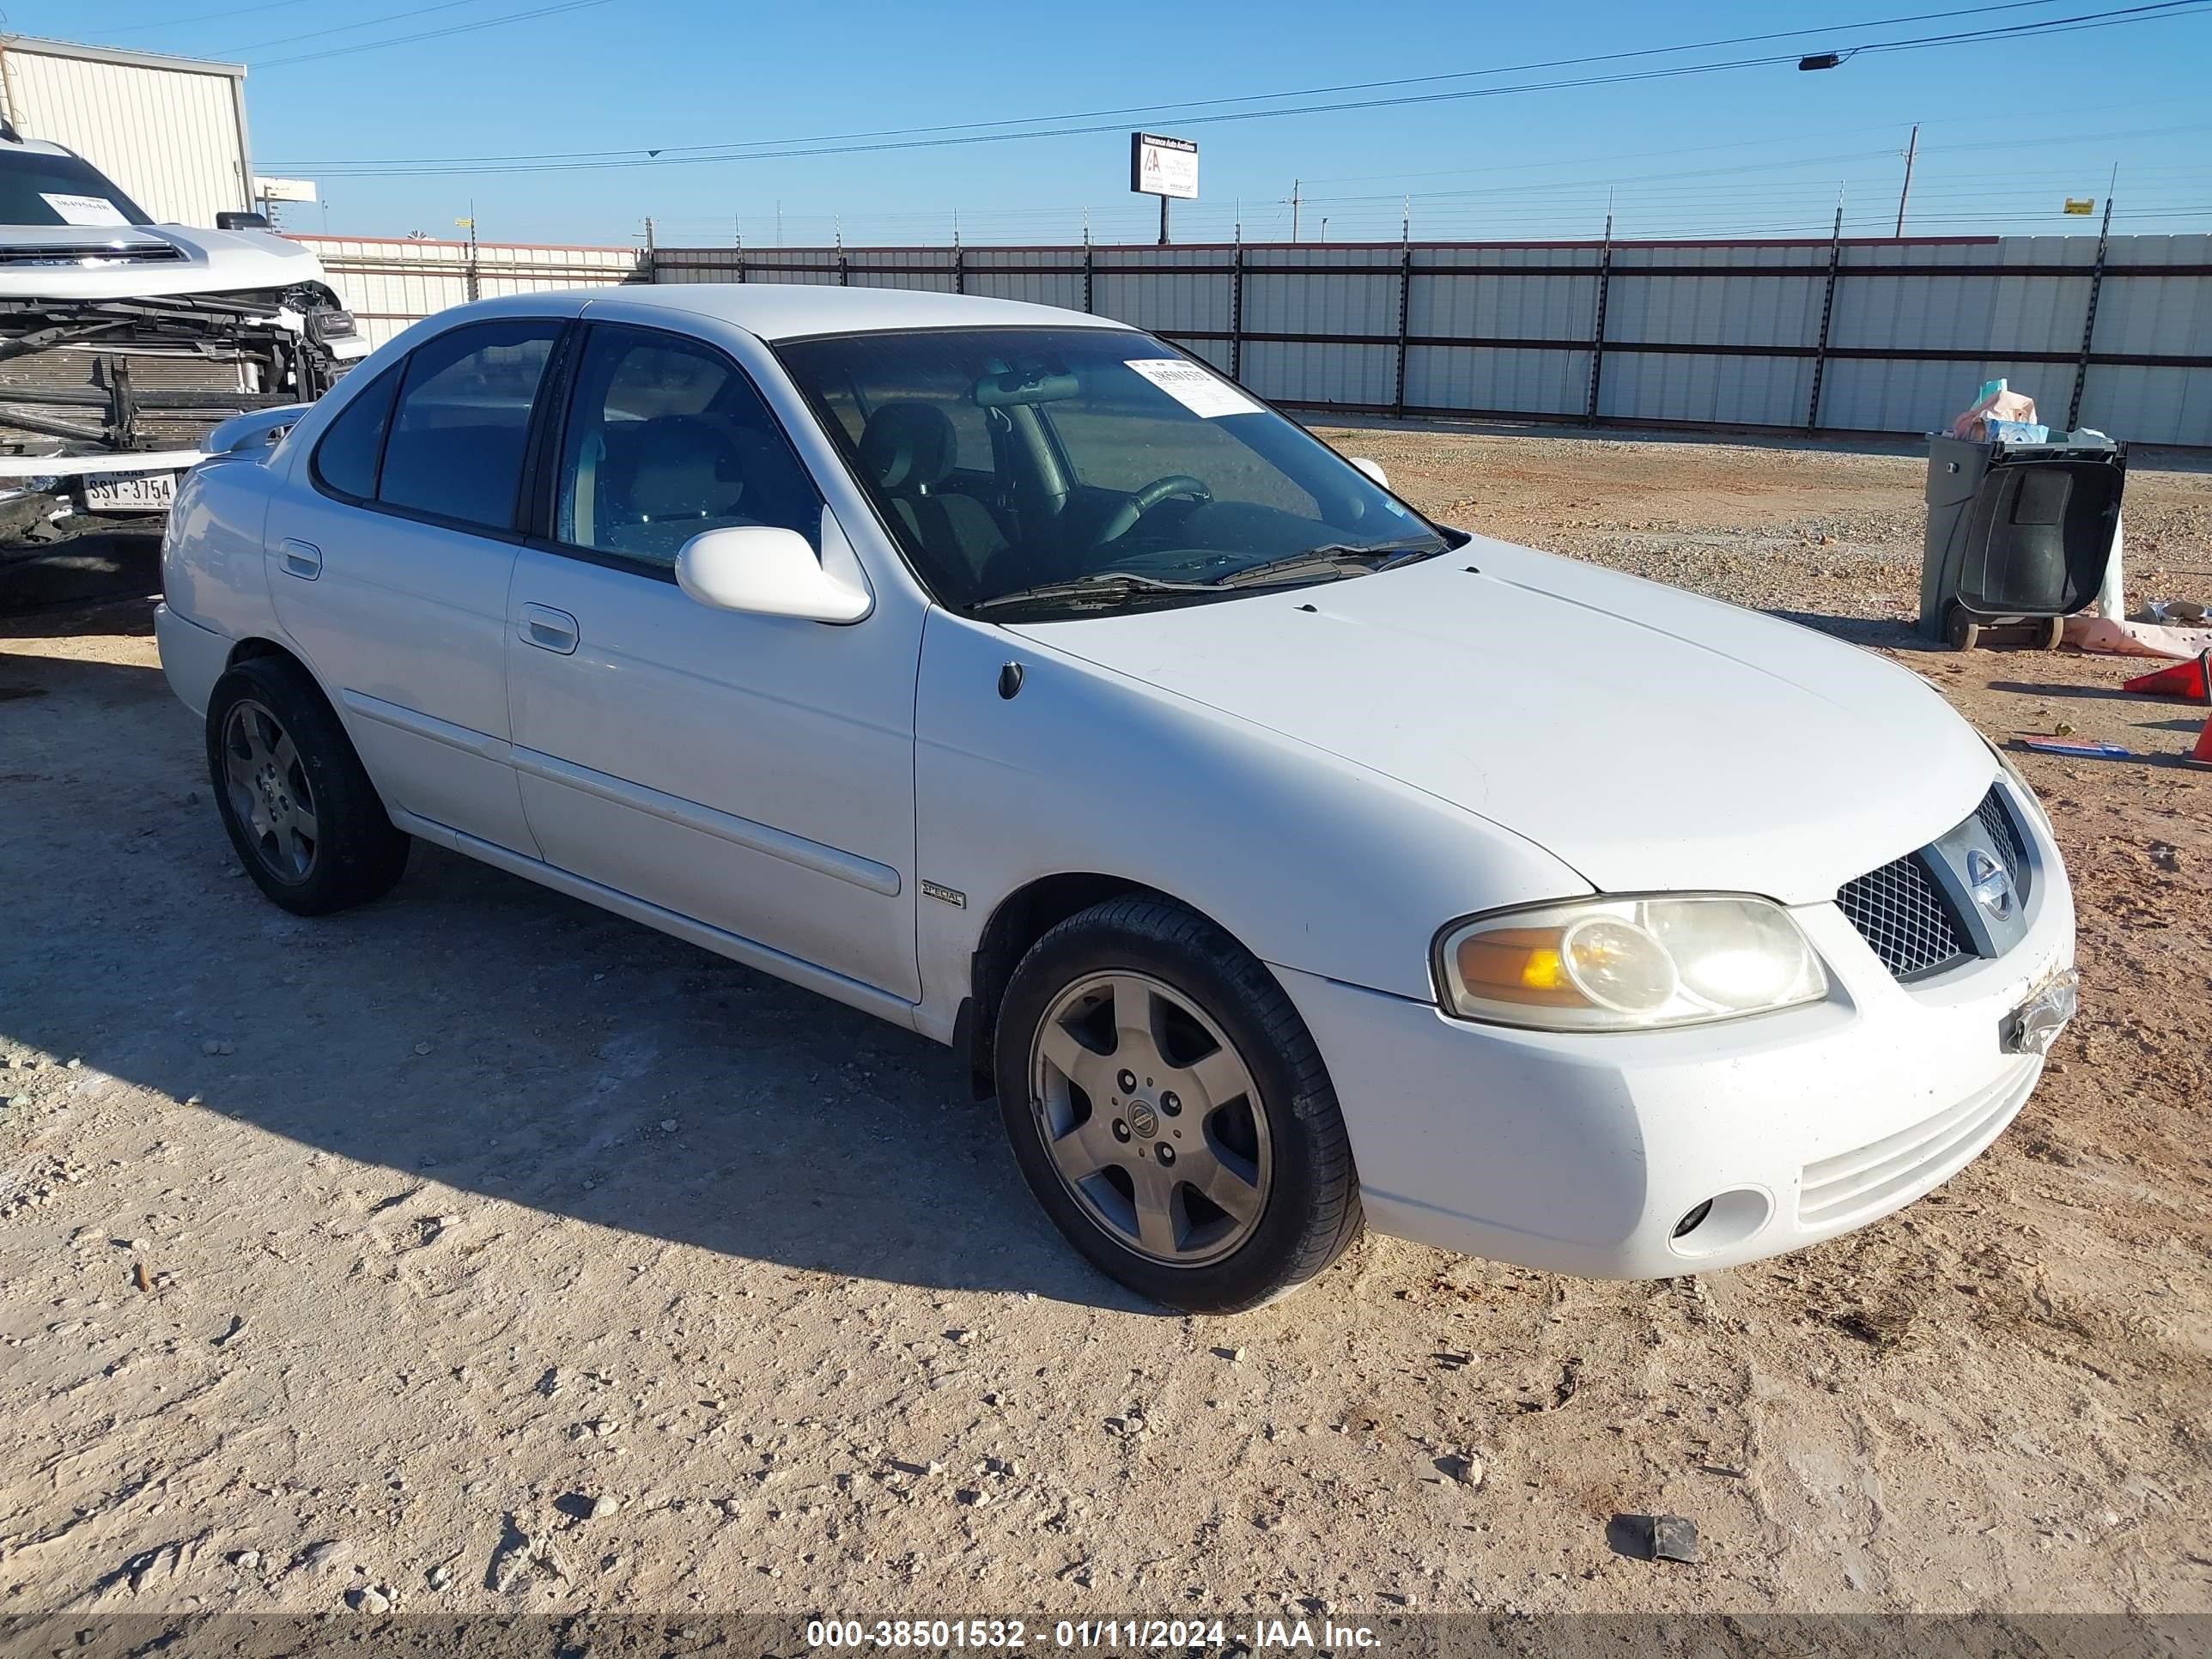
[2002,967,2079,1056]
[82,471,177,513]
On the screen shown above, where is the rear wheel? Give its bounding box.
[994,896,1362,1312]
[205,655,409,915]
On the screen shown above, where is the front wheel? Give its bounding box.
[994,896,1363,1312]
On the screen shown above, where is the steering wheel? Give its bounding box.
[1091,474,1212,548]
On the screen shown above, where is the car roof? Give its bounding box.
[576,282,1137,343]
[0,137,77,161]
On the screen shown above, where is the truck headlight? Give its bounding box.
[1436,895,1829,1031]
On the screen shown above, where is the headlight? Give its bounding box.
[1984,738,2053,838]
[1436,895,1829,1031]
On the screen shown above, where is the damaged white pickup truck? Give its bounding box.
[0,124,365,542]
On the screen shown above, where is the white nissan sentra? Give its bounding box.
[156,286,2077,1312]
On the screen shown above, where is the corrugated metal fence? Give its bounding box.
[299,232,2212,447]
[294,236,647,348]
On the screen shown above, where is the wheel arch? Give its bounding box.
[960,872,1255,1098]
[217,636,362,775]
[225,636,342,718]
[228,635,304,672]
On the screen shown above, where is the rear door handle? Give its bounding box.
[519,603,579,655]
[278,538,321,580]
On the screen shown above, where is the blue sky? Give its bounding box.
[21,0,2212,246]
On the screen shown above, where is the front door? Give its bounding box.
[264,317,564,854]
[504,321,921,1001]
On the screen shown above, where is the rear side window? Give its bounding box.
[376,319,559,532]
[309,365,399,500]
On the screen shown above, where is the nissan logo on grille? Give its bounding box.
[1966,848,2015,921]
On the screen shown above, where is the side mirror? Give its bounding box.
[1347,457,1389,489]
[675,526,871,623]
[216,210,270,230]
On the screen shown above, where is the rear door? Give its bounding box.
[264,316,565,854]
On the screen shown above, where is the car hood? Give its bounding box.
[1005,536,1995,905]
[0,222,326,302]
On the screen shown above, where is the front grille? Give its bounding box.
[1837,851,1972,979]
[1975,787,2031,902]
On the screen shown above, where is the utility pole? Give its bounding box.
[1291,179,1301,242]
[1894,123,1919,238]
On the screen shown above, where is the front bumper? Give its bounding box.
[1279,781,2075,1279]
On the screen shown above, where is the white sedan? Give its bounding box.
[155,285,2077,1312]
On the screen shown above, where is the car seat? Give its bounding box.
[855,401,1006,590]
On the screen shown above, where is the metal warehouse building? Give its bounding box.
[0,35,252,226]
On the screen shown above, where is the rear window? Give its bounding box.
[308,366,400,500]
[0,149,152,228]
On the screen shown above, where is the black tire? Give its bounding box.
[994,896,1363,1313]
[204,654,409,916]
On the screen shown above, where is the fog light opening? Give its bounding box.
[1666,1188,1773,1260]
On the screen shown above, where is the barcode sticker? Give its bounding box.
[1124,357,1263,418]
[40,193,130,228]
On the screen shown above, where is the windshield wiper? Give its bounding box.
[1215,537,1447,588]
[969,570,1224,617]
[970,537,1450,617]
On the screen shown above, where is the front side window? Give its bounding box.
[377,319,559,532]
[775,327,1441,616]
[554,325,823,568]
[0,149,153,228]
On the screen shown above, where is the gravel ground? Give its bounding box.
[2,427,2209,1629]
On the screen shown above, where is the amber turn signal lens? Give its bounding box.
[1455,927,1582,1007]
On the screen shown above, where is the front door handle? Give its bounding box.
[278,538,321,580]
[519,603,579,655]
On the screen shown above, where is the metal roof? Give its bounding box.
[0,36,246,78]
[586,283,1136,341]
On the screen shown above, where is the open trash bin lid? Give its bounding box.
[1921,434,2125,636]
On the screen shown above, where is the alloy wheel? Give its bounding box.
[221,697,319,884]
[1029,970,1272,1267]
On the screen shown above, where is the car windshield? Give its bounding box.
[775,326,1447,617]
[0,149,154,229]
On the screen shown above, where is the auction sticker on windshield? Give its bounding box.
[40,192,131,228]
[1125,357,1264,418]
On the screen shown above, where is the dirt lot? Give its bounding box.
[2,428,2209,1626]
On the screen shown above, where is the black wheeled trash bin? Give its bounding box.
[1919,432,2126,650]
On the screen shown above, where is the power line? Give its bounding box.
[82,0,319,34]
[211,0,504,56]
[250,0,617,67]
[258,0,2072,160]
[259,1,2212,173]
